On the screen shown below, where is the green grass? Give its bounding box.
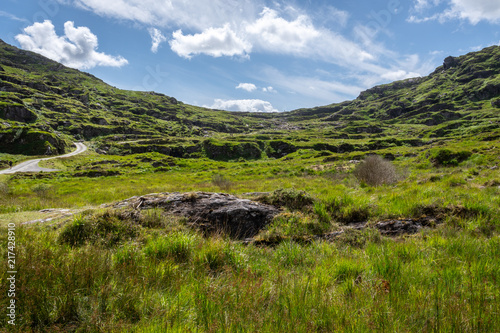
[0,137,498,332]
[1,41,500,332]
[0,220,498,332]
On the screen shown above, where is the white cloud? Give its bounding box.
[245,7,320,54]
[236,83,257,92]
[381,70,421,81]
[209,99,278,112]
[58,1,380,71]
[62,0,260,31]
[409,0,500,24]
[243,7,375,68]
[413,0,443,12]
[15,20,128,69]
[53,0,435,101]
[263,86,276,93]
[169,24,251,58]
[148,27,166,53]
[448,0,500,24]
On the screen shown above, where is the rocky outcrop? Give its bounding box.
[0,104,37,122]
[110,192,280,239]
[443,56,459,69]
[0,128,69,155]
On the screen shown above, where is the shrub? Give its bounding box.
[32,183,52,196]
[113,243,143,266]
[211,174,233,192]
[353,155,397,186]
[336,228,381,248]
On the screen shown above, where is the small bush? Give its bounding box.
[353,155,397,186]
[32,183,52,196]
[211,174,233,192]
[138,208,167,228]
[336,228,381,248]
[57,215,91,247]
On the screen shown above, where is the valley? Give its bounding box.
[0,39,499,332]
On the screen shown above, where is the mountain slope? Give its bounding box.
[1,39,500,159]
[0,39,275,155]
[291,45,500,139]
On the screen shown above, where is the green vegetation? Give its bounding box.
[0,40,499,331]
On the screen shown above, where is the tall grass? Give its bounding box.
[1,219,498,332]
[0,138,499,331]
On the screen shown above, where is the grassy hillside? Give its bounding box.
[1,39,499,160]
[0,40,499,332]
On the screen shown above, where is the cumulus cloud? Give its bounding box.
[243,7,375,67]
[409,0,500,24]
[236,83,257,92]
[245,7,320,54]
[210,99,278,112]
[60,1,378,69]
[169,24,251,58]
[54,0,433,98]
[148,27,166,53]
[15,20,128,69]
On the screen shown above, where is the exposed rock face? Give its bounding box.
[110,192,280,239]
[1,105,37,122]
[443,56,459,69]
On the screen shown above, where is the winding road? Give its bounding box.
[0,142,87,174]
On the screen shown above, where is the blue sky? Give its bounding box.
[1,0,500,112]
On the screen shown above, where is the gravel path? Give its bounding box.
[0,142,87,174]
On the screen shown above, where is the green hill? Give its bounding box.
[1,39,499,159]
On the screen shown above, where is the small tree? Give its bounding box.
[353,155,397,186]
